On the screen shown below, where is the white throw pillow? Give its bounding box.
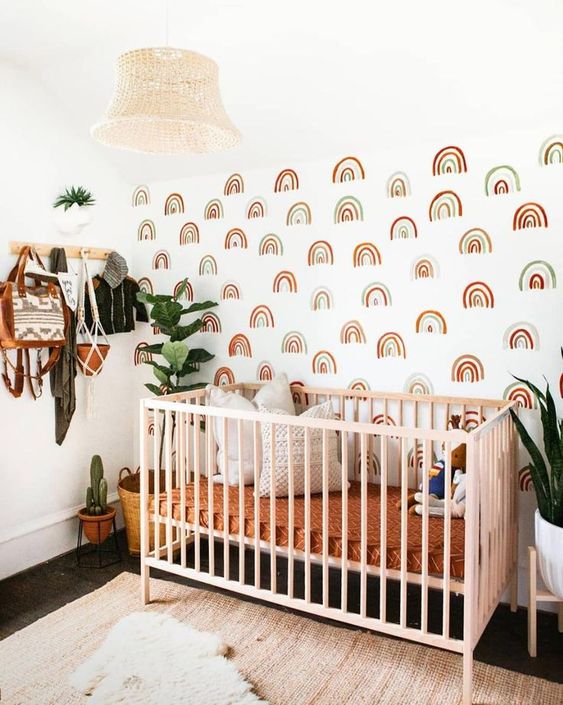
[252,373,295,416]
[205,385,256,485]
[259,401,343,497]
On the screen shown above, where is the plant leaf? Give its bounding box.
[139,343,164,355]
[161,341,189,372]
[136,292,173,305]
[181,301,218,314]
[151,301,183,328]
[174,278,188,301]
[145,383,163,396]
[187,348,214,363]
[170,319,204,342]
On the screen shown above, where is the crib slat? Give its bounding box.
[238,418,245,585]
[207,416,215,577]
[270,422,277,594]
[400,437,408,628]
[304,426,311,604]
[179,409,187,568]
[194,410,201,572]
[253,421,260,590]
[380,435,388,623]
[443,440,452,638]
[341,429,349,613]
[288,425,295,600]
[421,439,430,634]
[222,417,230,581]
[153,411,161,559]
[322,428,330,608]
[360,432,368,619]
[165,410,173,564]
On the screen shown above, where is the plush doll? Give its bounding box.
[412,467,467,518]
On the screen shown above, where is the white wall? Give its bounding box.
[0,63,140,578]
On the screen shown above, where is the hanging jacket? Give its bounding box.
[85,276,148,334]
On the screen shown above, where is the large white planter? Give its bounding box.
[53,203,92,236]
[535,509,563,598]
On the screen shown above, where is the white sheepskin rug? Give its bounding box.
[69,611,267,705]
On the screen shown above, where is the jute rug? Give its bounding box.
[0,572,561,705]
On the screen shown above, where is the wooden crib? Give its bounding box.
[139,384,518,705]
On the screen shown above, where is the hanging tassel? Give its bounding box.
[86,379,96,419]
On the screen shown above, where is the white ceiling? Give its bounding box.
[2,0,563,183]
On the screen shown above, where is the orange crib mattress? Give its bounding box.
[152,480,466,580]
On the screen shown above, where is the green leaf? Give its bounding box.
[136,292,173,305]
[152,367,169,384]
[161,341,189,372]
[172,382,208,393]
[151,301,183,328]
[145,383,164,396]
[187,348,214,363]
[139,343,164,355]
[181,301,218,314]
[170,319,204,342]
[145,360,173,378]
[174,278,188,301]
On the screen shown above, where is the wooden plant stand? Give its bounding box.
[527,546,563,657]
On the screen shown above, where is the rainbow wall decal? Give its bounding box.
[204,199,224,220]
[459,228,492,255]
[332,156,365,183]
[386,172,411,198]
[484,165,521,196]
[290,380,308,407]
[134,342,152,366]
[274,168,299,192]
[201,311,222,333]
[179,222,199,246]
[228,333,252,358]
[224,227,248,249]
[246,197,267,219]
[312,350,337,375]
[310,287,333,311]
[221,281,241,300]
[198,255,217,276]
[503,321,539,350]
[377,332,406,359]
[224,173,244,196]
[340,320,366,344]
[411,255,439,280]
[173,279,193,301]
[273,270,298,293]
[353,242,382,267]
[372,413,396,427]
[308,240,334,266]
[429,190,463,221]
[539,135,563,165]
[451,354,485,383]
[513,202,548,230]
[404,373,434,395]
[164,192,184,215]
[519,466,533,492]
[152,250,171,270]
[132,185,150,207]
[334,195,364,223]
[137,277,154,295]
[432,146,467,175]
[286,201,312,226]
[519,260,557,290]
[463,410,486,432]
[362,282,392,307]
[214,367,235,386]
[257,361,274,382]
[503,382,536,409]
[281,331,308,354]
[259,233,283,256]
[415,310,447,334]
[390,216,417,240]
[249,304,275,328]
[462,281,495,308]
[138,219,156,241]
[348,378,371,393]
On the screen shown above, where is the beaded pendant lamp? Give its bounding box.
[91,46,241,154]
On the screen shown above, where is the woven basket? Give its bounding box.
[117,467,175,556]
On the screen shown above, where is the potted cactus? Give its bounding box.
[77,455,116,544]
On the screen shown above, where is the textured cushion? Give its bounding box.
[259,401,342,497]
[252,374,295,416]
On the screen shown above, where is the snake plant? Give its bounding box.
[53,185,96,210]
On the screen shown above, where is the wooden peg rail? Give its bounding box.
[8,241,113,261]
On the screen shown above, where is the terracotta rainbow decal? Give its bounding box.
[137,277,154,295]
[132,185,150,207]
[386,172,411,198]
[415,310,447,334]
[503,321,539,350]
[221,281,241,300]
[164,192,184,215]
[334,195,363,223]
[519,466,533,492]
[173,279,193,301]
[257,361,274,382]
[332,156,365,183]
[224,227,248,250]
[512,202,548,230]
[228,333,252,358]
[484,165,521,196]
[152,250,171,270]
[356,450,381,476]
[340,320,366,344]
[214,367,235,386]
[258,233,283,256]
[503,381,536,409]
[273,270,298,293]
[362,282,392,307]
[404,373,434,395]
[198,255,217,276]
[348,378,371,393]
[353,242,382,267]
[286,201,312,226]
[249,304,275,328]
[134,342,152,366]
[290,380,308,407]
[463,410,486,433]
[224,173,244,196]
[390,216,417,240]
[377,332,406,359]
[204,198,224,220]
[432,146,467,175]
[539,135,563,165]
[462,281,495,309]
[518,260,557,290]
[411,255,439,280]
[451,354,485,383]
[310,287,333,311]
[137,219,156,241]
[458,228,492,255]
[179,222,199,246]
[281,331,308,354]
[274,168,299,193]
[307,240,334,266]
[312,350,337,375]
[201,311,222,333]
[429,190,463,221]
[372,413,396,427]
[246,197,267,219]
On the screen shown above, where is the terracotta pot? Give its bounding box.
[76,344,110,376]
[78,506,116,544]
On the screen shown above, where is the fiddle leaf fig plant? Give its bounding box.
[136,279,217,396]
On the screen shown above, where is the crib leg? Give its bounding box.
[510,569,518,613]
[462,646,473,705]
[141,561,151,605]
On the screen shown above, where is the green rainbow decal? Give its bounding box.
[307,240,334,266]
[198,254,217,276]
[204,198,224,220]
[312,350,337,374]
[164,192,184,216]
[310,287,333,311]
[334,195,363,223]
[353,242,381,267]
[340,320,366,344]
[429,190,463,221]
[249,304,275,329]
[386,171,411,198]
[179,222,199,245]
[403,373,433,395]
[518,260,556,290]
[259,233,283,256]
[362,282,391,307]
[451,354,484,383]
[539,135,563,165]
[484,165,521,196]
[502,321,539,351]
[432,145,467,175]
[458,228,492,254]
[281,331,308,354]
[138,219,156,241]
[286,201,312,226]
[221,281,241,300]
[132,185,150,207]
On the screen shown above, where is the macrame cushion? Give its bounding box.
[252,373,296,416]
[258,401,342,498]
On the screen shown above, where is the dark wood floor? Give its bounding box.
[1,531,562,685]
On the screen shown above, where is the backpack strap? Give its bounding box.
[2,348,25,398]
[1,347,61,400]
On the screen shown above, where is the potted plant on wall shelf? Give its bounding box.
[53,185,96,235]
[510,365,563,598]
[77,455,116,544]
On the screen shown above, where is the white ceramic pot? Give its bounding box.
[53,202,92,235]
[535,509,563,598]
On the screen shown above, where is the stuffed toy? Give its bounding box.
[412,468,467,518]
